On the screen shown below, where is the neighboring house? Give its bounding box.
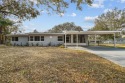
[6,31,121,47]
[103,39,114,44]
[116,38,125,44]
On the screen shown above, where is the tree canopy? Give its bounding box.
[0,0,93,20]
[48,22,83,33]
[90,8,125,31]
[89,8,125,40]
[0,0,93,33]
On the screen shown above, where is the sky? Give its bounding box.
[21,0,125,32]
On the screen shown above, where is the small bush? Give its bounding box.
[20,42,23,46]
[31,43,34,46]
[6,42,12,46]
[48,42,51,46]
[40,43,43,47]
[14,43,16,46]
[25,43,29,46]
[36,43,39,46]
[59,45,65,48]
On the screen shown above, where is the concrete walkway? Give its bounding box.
[68,46,125,67]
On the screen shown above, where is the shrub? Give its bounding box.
[40,43,43,47]
[20,42,23,46]
[31,43,34,46]
[48,42,51,46]
[14,43,16,46]
[25,43,29,46]
[6,42,12,46]
[36,43,39,46]
[59,45,65,48]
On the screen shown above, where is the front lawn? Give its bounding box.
[0,46,125,83]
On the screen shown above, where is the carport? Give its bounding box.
[64,31,122,48]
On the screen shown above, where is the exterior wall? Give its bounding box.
[10,34,88,46]
[29,35,64,46]
[11,37,28,46]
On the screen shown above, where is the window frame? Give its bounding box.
[30,36,34,41]
[12,37,18,41]
[58,36,63,41]
[35,36,40,41]
[41,36,44,41]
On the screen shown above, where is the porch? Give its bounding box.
[64,34,88,46]
[64,31,121,48]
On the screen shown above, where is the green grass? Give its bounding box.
[0,46,125,83]
[99,44,125,48]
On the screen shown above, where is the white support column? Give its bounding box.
[76,34,78,47]
[86,35,89,46]
[65,33,67,48]
[94,34,96,46]
[71,34,73,44]
[33,36,34,41]
[114,33,116,48]
[40,36,41,41]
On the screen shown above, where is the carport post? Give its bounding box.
[94,34,97,46]
[65,33,67,48]
[114,33,116,48]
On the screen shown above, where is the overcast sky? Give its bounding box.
[21,0,125,32]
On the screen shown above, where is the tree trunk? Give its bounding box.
[0,27,4,44]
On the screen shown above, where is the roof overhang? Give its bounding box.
[6,31,122,37]
[6,34,28,37]
[28,33,64,35]
[65,31,122,35]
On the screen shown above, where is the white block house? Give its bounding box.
[6,31,121,47]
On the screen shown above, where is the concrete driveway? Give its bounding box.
[68,46,125,67]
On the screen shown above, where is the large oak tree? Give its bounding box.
[48,22,83,33]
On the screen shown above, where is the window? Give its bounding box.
[66,36,70,43]
[73,35,76,43]
[30,36,33,41]
[64,35,71,43]
[15,37,18,41]
[78,35,85,43]
[12,37,18,41]
[41,36,44,41]
[73,35,85,43]
[58,36,63,41]
[35,36,40,41]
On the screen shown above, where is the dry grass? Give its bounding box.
[0,46,125,83]
[100,44,125,48]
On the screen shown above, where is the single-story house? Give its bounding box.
[6,31,121,47]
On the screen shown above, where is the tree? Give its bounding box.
[90,8,125,40]
[0,0,93,20]
[92,8,125,31]
[0,16,21,44]
[48,22,83,33]
[33,29,39,33]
